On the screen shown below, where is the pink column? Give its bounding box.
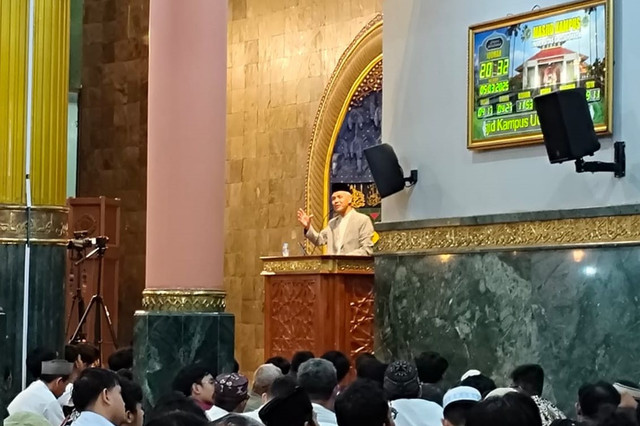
[146,0,226,291]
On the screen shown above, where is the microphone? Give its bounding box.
[298,242,308,256]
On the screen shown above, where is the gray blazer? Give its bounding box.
[305,210,374,256]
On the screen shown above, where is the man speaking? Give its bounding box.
[297,183,374,256]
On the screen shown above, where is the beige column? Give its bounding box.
[143,0,227,311]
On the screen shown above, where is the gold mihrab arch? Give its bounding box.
[305,14,382,236]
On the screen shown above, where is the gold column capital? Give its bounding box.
[142,289,227,312]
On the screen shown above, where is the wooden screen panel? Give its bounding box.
[265,275,320,357]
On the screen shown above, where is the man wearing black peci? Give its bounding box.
[297,183,374,256]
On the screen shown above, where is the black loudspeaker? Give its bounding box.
[364,143,414,198]
[534,87,601,164]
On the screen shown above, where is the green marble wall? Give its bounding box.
[133,312,235,411]
[0,244,66,417]
[375,247,640,414]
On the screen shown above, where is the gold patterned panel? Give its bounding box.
[261,256,374,275]
[0,204,68,244]
[142,289,226,312]
[0,0,70,206]
[0,0,28,204]
[305,15,383,247]
[30,0,70,206]
[376,214,640,254]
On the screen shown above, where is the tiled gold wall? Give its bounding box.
[225,0,383,376]
[78,0,149,345]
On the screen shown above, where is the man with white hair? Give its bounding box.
[245,364,283,413]
[297,182,374,256]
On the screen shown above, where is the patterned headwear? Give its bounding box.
[215,373,249,402]
[384,361,421,400]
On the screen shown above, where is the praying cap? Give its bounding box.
[41,359,73,376]
[613,382,640,400]
[460,369,481,382]
[3,412,50,426]
[443,386,482,411]
[215,373,249,402]
[384,361,421,400]
[485,387,518,399]
[259,387,313,425]
[331,182,352,194]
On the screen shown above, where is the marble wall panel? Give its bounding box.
[133,312,235,411]
[375,247,640,414]
[0,245,66,417]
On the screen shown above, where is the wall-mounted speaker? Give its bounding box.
[534,87,600,164]
[364,143,417,198]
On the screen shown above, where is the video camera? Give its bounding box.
[67,231,109,250]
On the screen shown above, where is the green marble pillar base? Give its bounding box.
[0,244,66,418]
[133,311,235,410]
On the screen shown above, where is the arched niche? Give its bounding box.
[305,15,383,244]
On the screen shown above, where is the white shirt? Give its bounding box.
[58,383,73,407]
[335,209,354,254]
[243,406,264,424]
[206,405,229,421]
[73,411,115,426]
[7,380,65,426]
[390,399,443,426]
[312,403,338,426]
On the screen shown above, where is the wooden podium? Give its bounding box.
[261,255,375,360]
[66,197,121,364]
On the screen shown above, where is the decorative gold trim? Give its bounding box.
[142,289,226,312]
[350,60,383,108]
[376,214,640,254]
[0,205,68,244]
[261,256,374,275]
[466,0,613,150]
[305,15,383,252]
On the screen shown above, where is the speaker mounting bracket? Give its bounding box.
[404,169,418,187]
[574,141,625,178]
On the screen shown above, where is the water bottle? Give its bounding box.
[282,243,289,257]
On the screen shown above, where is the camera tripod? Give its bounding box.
[69,239,118,357]
[65,242,88,342]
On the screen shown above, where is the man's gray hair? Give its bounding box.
[297,358,338,402]
[253,363,283,393]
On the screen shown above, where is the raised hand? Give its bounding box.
[297,208,313,230]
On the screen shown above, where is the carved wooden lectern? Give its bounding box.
[261,255,375,360]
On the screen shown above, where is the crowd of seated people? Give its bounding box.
[5,346,640,426]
